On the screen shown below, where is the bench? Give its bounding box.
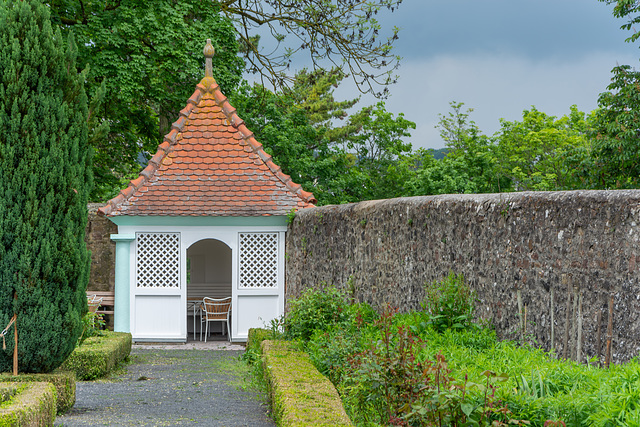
[86,291,114,316]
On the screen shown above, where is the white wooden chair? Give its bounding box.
[201,297,231,341]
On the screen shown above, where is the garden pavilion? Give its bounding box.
[98,40,316,342]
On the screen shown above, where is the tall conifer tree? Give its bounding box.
[0,0,91,372]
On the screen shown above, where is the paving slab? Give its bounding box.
[55,347,274,426]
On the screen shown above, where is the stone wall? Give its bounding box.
[285,190,640,363]
[86,203,117,292]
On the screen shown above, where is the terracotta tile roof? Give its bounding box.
[98,76,316,218]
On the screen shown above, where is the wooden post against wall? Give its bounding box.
[13,317,17,376]
[516,288,524,342]
[596,308,602,367]
[605,294,613,368]
[550,289,555,352]
[12,292,17,376]
[570,286,578,360]
[563,283,571,360]
[577,292,583,363]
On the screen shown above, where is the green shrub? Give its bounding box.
[0,371,75,415]
[60,331,131,380]
[244,328,275,367]
[422,271,476,333]
[290,289,640,426]
[284,286,350,341]
[306,303,378,385]
[0,382,56,426]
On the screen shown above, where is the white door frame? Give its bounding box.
[119,224,286,342]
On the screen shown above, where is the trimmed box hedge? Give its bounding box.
[260,339,352,427]
[246,327,272,354]
[0,382,56,427]
[0,371,75,415]
[60,331,132,381]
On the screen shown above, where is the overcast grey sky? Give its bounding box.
[331,0,639,149]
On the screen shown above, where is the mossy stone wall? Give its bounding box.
[285,190,640,363]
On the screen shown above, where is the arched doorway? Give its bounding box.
[186,239,232,339]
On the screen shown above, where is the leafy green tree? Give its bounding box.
[591,65,640,188]
[234,70,416,204]
[232,68,358,205]
[436,101,478,152]
[495,106,592,191]
[408,102,506,196]
[0,0,91,373]
[50,0,244,201]
[50,0,405,201]
[341,102,416,201]
[591,1,640,188]
[598,0,640,43]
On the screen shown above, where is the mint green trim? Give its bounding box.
[112,237,133,333]
[110,233,136,241]
[108,216,287,227]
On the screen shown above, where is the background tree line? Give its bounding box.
[49,0,640,205]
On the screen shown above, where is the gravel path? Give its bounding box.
[55,347,274,426]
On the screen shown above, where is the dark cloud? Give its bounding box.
[384,0,637,60]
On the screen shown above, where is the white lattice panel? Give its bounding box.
[239,233,278,288]
[136,233,180,288]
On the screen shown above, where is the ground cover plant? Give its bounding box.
[278,276,640,426]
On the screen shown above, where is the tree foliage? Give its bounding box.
[218,0,403,97]
[341,101,415,202]
[49,0,244,201]
[495,106,592,191]
[598,0,640,42]
[592,1,640,187]
[0,0,91,373]
[231,68,358,205]
[407,102,597,196]
[48,0,405,200]
[591,65,640,188]
[407,102,506,196]
[232,69,415,205]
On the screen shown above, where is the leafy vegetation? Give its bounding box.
[78,311,106,345]
[283,286,351,341]
[261,340,353,427]
[232,69,416,205]
[421,271,476,333]
[50,0,244,200]
[270,282,640,426]
[49,0,406,201]
[0,371,76,415]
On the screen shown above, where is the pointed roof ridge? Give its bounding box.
[99,58,316,217]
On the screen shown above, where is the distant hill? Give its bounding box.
[428,148,448,160]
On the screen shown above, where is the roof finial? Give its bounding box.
[204,39,215,78]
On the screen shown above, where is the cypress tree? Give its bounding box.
[0,0,91,373]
